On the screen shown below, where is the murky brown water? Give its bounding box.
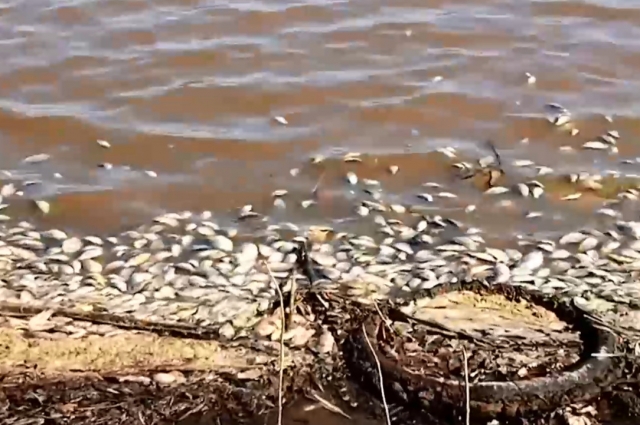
[1,0,640,239]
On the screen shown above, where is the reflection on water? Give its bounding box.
[0,0,638,238]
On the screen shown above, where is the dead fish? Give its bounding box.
[23,153,50,164]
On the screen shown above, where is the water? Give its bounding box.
[0,0,639,238]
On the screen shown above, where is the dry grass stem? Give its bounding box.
[361,323,391,425]
[462,347,470,425]
[374,301,391,326]
[287,274,297,330]
[264,261,286,425]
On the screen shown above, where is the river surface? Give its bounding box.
[1,0,640,239]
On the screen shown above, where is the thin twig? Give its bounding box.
[591,352,625,358]
[312,170,326,196]
[373,302,390,325]
[361,323,391,425]
[462,347,470,425]
[309,391,352,419]
[486,139,502,167]
[264,262,285,425]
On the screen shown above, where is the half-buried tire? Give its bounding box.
[343,282,618,423]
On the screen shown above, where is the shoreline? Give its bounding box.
[0,171,639,423]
